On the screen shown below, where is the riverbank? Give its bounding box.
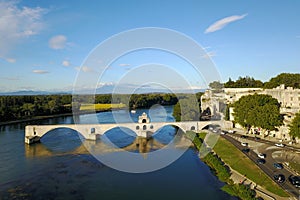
[0,108,123,126]
[186,131,290,200]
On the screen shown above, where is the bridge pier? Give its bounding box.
[25,136,41,145]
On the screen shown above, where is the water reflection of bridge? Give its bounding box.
[25,113,232,145]
[25,135,192,158]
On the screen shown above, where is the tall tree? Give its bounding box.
[209,81,224,90]
[233,94,282,131]
[289,112,300,139]
[264,73,300,89]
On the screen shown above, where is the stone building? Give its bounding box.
[201,84,300,142]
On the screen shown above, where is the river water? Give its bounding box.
[0,106,231,200]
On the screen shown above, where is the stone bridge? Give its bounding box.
[25,112,232,145]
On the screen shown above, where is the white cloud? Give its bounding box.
[62,60,70,67]
[32,70,49,74]
[119,63,130,67]
[202,51,216,59]
[6,58,16,63]
[1,76,19,81]
[97,82,114,87]
[0,1,45,58]
[1,57,16,63]
[75,66,95,73]
[205,14,248,33]
[49,35,67,49]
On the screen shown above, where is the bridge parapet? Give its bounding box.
[25,119,232,145]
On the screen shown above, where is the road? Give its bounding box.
[221,133,299,198]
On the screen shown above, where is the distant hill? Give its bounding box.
[0,87,205,96]
[0,90,69,96]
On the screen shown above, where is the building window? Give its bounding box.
[143,125,147,130]
[91,128,95,133]
[291,97,293,101]
[136,126,139,130]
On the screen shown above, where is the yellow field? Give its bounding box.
[80,103,126,111]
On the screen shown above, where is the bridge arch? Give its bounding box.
[39,127,84,152]
[102,126,137,137]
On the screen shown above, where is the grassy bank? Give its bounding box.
[186,131,289,199]
[80,103,126,112]
[213,137,289,197]
[289,161,300,174]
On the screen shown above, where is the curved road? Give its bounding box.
[222,133,299,198]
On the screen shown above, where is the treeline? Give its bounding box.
[0,93,180,123]
[186,131,258,200]
[220,73,300,89]
[73,93,179,109]
[173,93,203,121]
[0,95,73,122]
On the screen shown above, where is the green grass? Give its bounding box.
[213,137,289,197]
[80,103,126,111]
[289,161,300,174]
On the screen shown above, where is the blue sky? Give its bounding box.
[0,0,299,92]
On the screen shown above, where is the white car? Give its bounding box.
[228,130,235,134]
[258,153,266,159]
[241,142,248,147]
[275,143,284,147]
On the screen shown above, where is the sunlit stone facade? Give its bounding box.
[201,84,300,142]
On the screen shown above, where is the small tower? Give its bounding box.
[138,112,150,124]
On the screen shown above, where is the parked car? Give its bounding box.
[257,159,266,164]
[220,130,227,135]
[257,153,266,159]
[241,142,248,147]
[254,137,260,141]
[274,174,285,183]
[288,175,300,188]
[240,135,248,139]
[242,148,250,153]
[275,143,285,147]
[273,163,283,169]
[228,130,235,134]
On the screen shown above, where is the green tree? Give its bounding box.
[224,76,263,88]
[289,112,300,139]
[209,81,224,90]
[173,96,200,121]
[233,94,282,131]
[264,73,300,89]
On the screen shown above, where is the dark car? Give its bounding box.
[242,148,250,153]
[240,135,248,138]
[254,137,260,141]
[288,175,300,188]
[257,159,266,164]
[274,174,285,183]
[273,163,283,169]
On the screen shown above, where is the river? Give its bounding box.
[0,106,232,199]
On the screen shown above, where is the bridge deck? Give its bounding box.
[25,120,232,144]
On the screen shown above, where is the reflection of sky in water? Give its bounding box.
[79,105,175,124]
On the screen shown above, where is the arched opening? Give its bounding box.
[152,125,185,145]
[202,124,220,131]
[101,127,136,148]
[142,119,147,123]
[40,128,83,153]
[190,126,195,131]
[200,107,212,121]
[150,125,154,129]
[143,125,147,130]
[136,126,140,130]
[91,128,95,134]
